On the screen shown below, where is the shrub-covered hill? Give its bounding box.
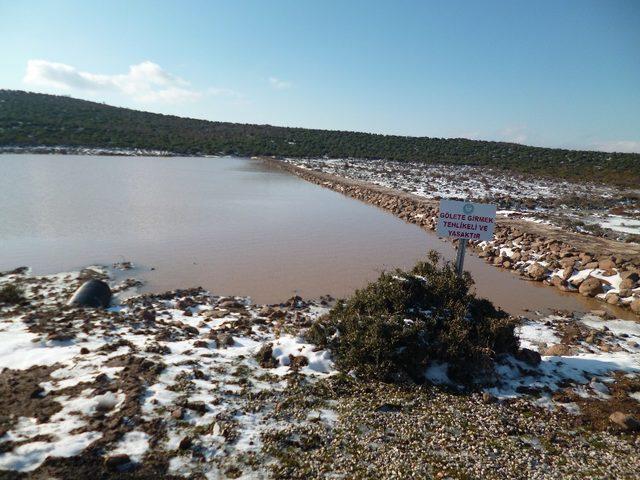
[1,89,638,185]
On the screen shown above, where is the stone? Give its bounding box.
[620,271,639,282]
[515,348,541,366]
[620,278,637,290]
[183,325,199,335]
[559,257,577,269]
[215,332,234,348]
[598,258,616,270]
[561,266,574,280]
[184,401,207,414]
[179,436,193,450]
[527,262,548,281]
[584,261,600,269]
[288,354,309,371]
[606,293,620,305]
[482,392,497,404]
[609,411,640,431]
[218,299,244,309]
[104,454,131,471]
[256,343,278,368]
[578,277,603,297]
[631,299,640,315]
[550,276,567,289]
[141,309,156,322]
[171,407,184,420]
[542,344,573,356]
[376,403,403,413]
[202,309,227,319]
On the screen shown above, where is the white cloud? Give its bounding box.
[589,140,640,154]
[23,59,229,104]
[268,77,292,90]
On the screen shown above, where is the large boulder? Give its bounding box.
[67,279,111,308]
[578,277,603,297]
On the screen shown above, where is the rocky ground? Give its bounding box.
[1,266,639,479]
[271,158,640,317]
[283,158,640,243]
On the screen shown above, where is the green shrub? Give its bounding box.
[307,251,518,384]
[0,283,26,305]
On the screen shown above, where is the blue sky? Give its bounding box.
[1,0,639,152]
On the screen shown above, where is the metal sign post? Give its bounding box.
[454,239,467,276]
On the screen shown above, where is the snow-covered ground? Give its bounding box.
[1,267,639,477]
[284,158,640,240]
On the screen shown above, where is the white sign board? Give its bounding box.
[437,199,496,241]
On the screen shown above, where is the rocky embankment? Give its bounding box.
[265,159,640,317]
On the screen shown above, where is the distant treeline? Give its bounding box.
[1,89,638,186]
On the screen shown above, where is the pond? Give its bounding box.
[0,154,632,318]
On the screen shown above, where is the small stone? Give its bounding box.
[609,411,640,431]
[171,408,184,420]
[288,354,309,371]
[104,454,131,471]
[178,436,193,450]
[80,347,90,354]
[184,401,207,414]
[218,299,244,309]
[482,392,497,404]
[516,348,541,366]
[30,386,45,398]
[256,343,278,368]
[542,344,573,356]
[215,332,235,348]
[527,263,548,281]
[183,325,199,335]
[376,403,403,413]
[606,293,620,305]
[578,277,603,297]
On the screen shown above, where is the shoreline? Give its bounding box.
[262,158,640,317]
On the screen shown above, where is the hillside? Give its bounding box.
[1,89,638,185]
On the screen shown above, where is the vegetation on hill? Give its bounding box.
[1,89,638,185]
[306,252,519,384]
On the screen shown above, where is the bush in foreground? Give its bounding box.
[307,251,519,384]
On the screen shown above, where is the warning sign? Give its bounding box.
[436,199,496,242]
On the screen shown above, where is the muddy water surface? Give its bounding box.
[0,154,633,318]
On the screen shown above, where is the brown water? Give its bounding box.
[0,154,633,318]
